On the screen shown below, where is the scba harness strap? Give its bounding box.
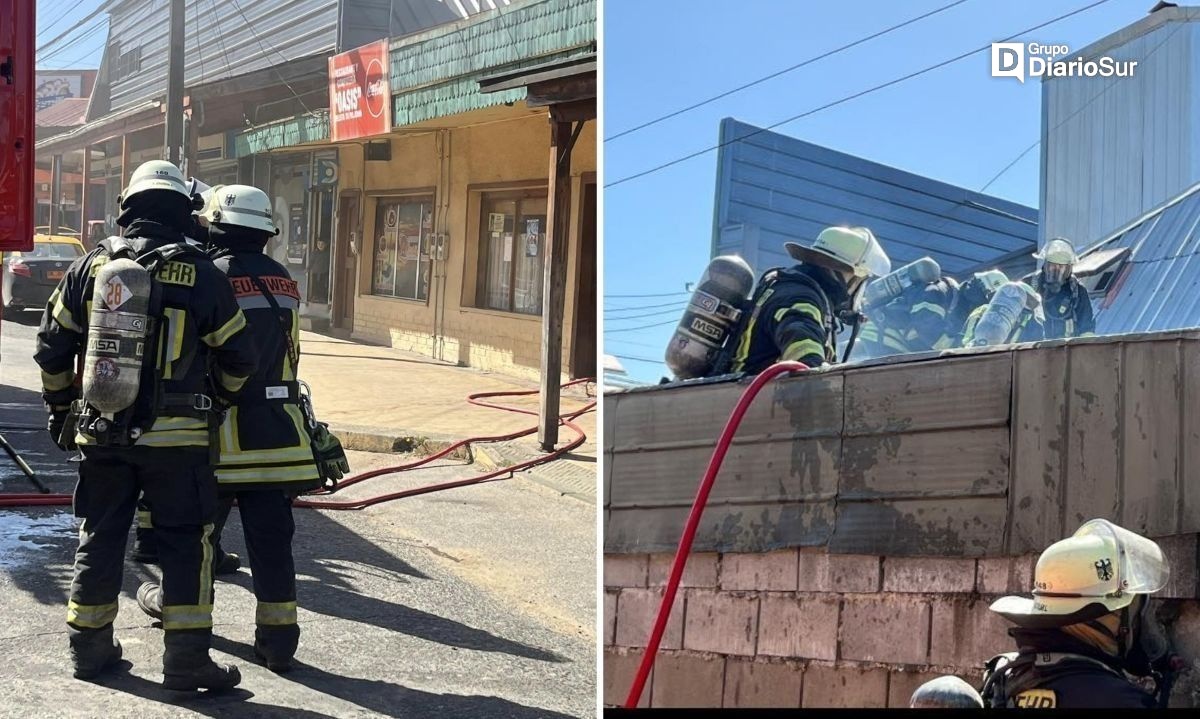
[77,238,211,447]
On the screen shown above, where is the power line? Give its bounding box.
[605,298,688,312]
[38,20,108,65]
[37,0,112,55]
[605,306,685,322]
[37,0,92,41]
[611,354,663,364]
[605,318,680,334]
[605,0,1114,189]
[604,290,690,299]
[227,0,319,118]
[605,0,972,142]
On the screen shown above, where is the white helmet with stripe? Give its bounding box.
[120,160,191,205]
[200,184,279,235]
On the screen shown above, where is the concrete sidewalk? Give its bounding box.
[298,333,597,501]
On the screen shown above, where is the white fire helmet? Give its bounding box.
[119,160,191,205]
[784,226,891,280]
[200,184,279,235]
[1034,238,1077,287]
[990,519,1170,628]
[974,269,1009,296]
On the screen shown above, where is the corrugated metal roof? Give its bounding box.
[390,0,595,126]
[1082,180,1200,334]
[35,97,90,128]
[713,119,1039,280]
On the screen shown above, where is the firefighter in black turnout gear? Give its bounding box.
[137,184,329,673]
[1030,237,1094,339]
[34,161,257,689]
[724,226,890,374]
[981,519,1177,709]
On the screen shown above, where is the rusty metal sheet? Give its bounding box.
[1183,341,1200,533]
[1008,346,1068,554]
[1061,343,1121,533]
[829,498,1007,556]
[604,501,836,554]
[1121,340,1182,537]
[843,353,1012,436]
[840,428,1009,499]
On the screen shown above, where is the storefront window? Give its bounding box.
[372,196,433,301]
[477,191,547,316]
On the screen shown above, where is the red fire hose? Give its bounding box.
[0,379,595,509]
[623,362,807,708]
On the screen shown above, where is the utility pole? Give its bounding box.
[164,0,185,166]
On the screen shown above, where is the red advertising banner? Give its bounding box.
[328,39,392,142]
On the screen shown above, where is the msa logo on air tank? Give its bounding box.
[87,337,121,355]
[689,316,723,341]
[1013,689,1056,708]
[158,261,196,287]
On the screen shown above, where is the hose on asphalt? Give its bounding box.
[623,362,808,709]
[0,379,596,509]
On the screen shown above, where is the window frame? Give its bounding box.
[474,188,550,316]
[368,192,436,304]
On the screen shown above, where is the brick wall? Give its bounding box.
[604,541,1200,708]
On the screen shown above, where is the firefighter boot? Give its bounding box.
[136,581,163,621]
[162,631,241,692]
[69,625,123,680]
[214,551,241,576]
[253,625,300,673]
[132,528,158,565]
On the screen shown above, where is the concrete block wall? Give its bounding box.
[604,541,1200,708]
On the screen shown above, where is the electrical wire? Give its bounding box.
[37,23,108,68]
[37,18,107,64]
[227,0,319,118]
[604,290,690,299]
[36,0,112,55]
[605,0,972,142]
[37,0,93,40]
[604,306,686,322]
[611,354,662,364]
[604,318,679,334]
[605,0,1114,189]
[604,298,689,312]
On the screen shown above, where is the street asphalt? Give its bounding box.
[0,312,598,718]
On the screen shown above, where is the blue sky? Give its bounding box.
[603,0,1152,382]
[37,0,109,70]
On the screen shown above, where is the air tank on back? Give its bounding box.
[83,258,152,413]
[664,255,755,379]
[970,281,1040,347]
[862,257,941,311]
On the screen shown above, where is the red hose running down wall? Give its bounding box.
[623,362,808,708]
[0,379,596,509]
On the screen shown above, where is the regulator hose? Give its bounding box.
[623,362,808,709]
[0,379,595,509]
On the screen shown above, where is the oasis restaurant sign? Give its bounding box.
[328,39,392,142]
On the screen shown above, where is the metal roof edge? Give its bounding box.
[1043,4,1200,80]
[34,99,161,152]
[1080,179,1200,255]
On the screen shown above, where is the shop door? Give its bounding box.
[571,182,597,378]
[334,193,360,330]
[307,188,335,314]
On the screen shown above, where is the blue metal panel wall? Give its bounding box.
[1040,9,1200,250]
[712,118,1038,279]
[105,0,339,112]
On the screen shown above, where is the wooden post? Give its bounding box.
[538,116,577,451]
[120,133,131,188]
[80,145,91,243]
[49,154,63,234]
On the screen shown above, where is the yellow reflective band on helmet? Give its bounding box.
[217,464,322,483]
[912,301,947,318]
[201,310,247,347]
[137,510,153,529]
[781,339,825,363]
[50,290,82,333]
[199,523,214,606]
[217,368,248,394]
[161,604,214,631]
[774,302,822,325]
[255,601,298,626]
[160,308,186,379]
[41,368,75,392]
[67,600,118,629]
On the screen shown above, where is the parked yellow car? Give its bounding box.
[1,231,88,311]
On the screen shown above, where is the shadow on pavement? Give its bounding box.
[95,669,341,718]
[212,635,577,719]
[300,350,449,367]
[218,508,565,663]
[1,309,41,327]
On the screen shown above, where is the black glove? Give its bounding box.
[311,422,349,489]
[47,405,73,451]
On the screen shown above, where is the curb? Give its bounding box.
[329,423,473,461]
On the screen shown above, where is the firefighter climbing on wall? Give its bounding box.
[1030,237,1095,339]
[981,519,1178,709]
[961,280,1045,347]
[665,226,890,379]
[941,269,1009,348]
[33,160,257,690]
[853,257,942,359]
[136,184,346,673]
